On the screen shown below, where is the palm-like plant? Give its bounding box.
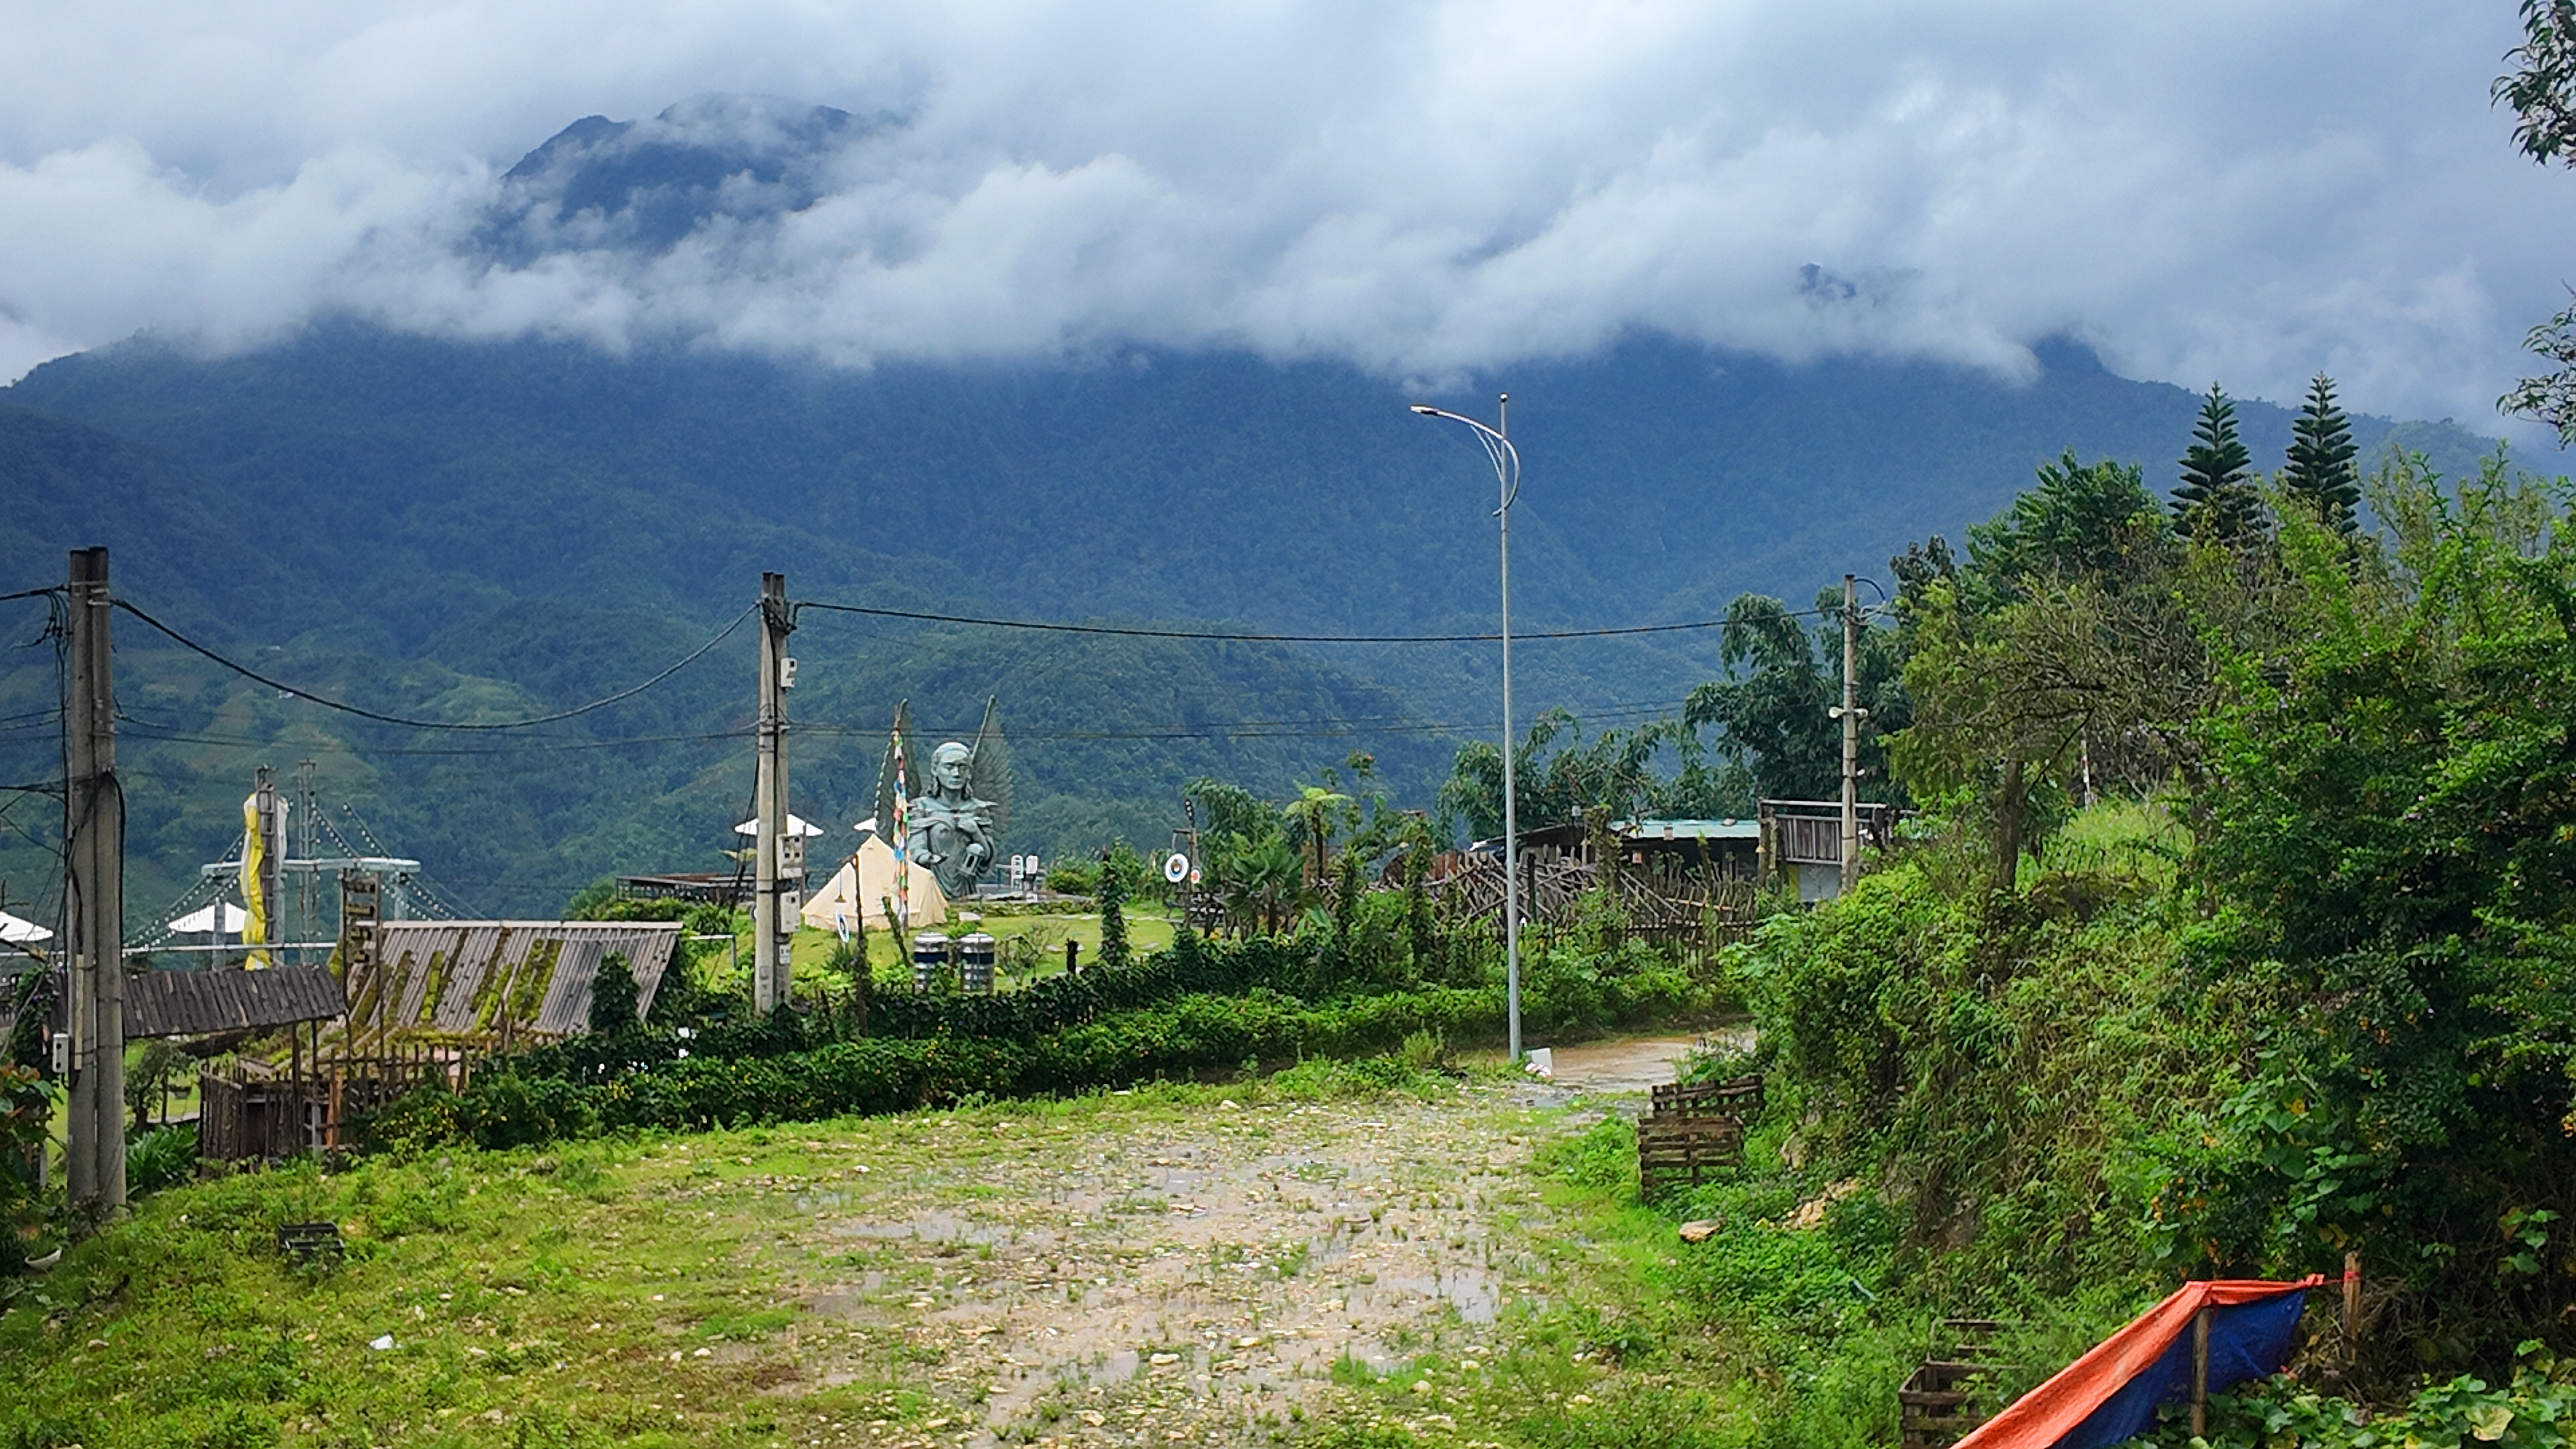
[1209,830,1303,936]
[1283,784,1354,888]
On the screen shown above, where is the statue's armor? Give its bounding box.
[909,789,996,897]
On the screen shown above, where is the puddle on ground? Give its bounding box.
[830,1210,1014,1246]
[1538,1026,1754,1095]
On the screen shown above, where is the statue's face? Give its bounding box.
[932,745,971,792]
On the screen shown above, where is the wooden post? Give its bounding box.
[2343,1251,2362,1359]
[2190,1305,2212,1437]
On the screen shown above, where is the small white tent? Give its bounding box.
[801,833,950,932]
[0,909,51,945]
[168,902,249,934]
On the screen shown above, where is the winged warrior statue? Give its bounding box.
[875,697,1010,899]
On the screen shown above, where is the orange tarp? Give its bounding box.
[1951,1277,2324,1449]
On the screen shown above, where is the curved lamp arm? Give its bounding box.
[1409,404,1521,514]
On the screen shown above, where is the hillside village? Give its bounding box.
[7,7,2576,1449]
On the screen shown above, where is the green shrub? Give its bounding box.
[127,1124,198,1197]
[2124,1350,2576,1449]
[455,1072,597,1150]
[1395,1028,1448,1072]
[587,951,640,1035]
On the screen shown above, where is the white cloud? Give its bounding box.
[1,0,2570,428]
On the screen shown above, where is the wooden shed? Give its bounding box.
[343,920,678,1040]
[125,963,345,1038]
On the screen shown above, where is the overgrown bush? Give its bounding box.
[2125,1348,2576,1449]
[0,1063,54,1271]
[1729,816,2210,1302]
[125,1124,198,1197]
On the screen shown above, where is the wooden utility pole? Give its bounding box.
[64,547,124,1214]
[2189,1305,2212,1437]
[753,572,794,1014]
[1837,574,1862,894]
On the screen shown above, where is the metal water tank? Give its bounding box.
[958,932,998,995]
[911,932,950,993]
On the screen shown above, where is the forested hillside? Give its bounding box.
[0,321,2506,923]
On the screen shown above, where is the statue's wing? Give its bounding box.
[872,700,915,836]
[970,694,1011,843]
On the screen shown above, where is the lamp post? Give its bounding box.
[1408,394,1523,1065]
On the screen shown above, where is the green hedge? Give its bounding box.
[372,965,1711,1152]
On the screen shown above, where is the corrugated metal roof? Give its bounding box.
[347,921,679,1037]
[126,964,346,1038]
[1620,818,1762,841]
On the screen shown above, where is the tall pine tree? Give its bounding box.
[2172,383,2265,541]
[2282,372,2361,533]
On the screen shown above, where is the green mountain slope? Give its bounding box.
[0,326,2510,926]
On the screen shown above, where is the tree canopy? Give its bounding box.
[2172,384,2266,541]
[2283,372,2362,533]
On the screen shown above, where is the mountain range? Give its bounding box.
[0,98,2516,929]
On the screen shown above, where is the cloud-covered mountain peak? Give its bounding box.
[484,95,892,259]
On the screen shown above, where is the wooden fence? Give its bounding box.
[1898,1319,2013,1449]
[1635,1074,1764,1193]
[1436,855,1762,962]
[197,1039,480,1163]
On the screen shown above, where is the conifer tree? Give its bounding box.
[2282,372,2361,533]
[2172,384,2265,541]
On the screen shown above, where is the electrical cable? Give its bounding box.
[114,698,1696,753]
[0,795,54,854]
[109,597,758,731]
[113,717,753,757]
[791,598,1851,643]
[0,588,58,605]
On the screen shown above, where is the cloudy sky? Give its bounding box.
[1,1,2569,429]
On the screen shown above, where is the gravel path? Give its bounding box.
[742,1082,1589,1448]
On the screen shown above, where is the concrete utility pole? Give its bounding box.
[64,546,124,1213]
[753,572,795,1014]
[1837,574,1863,894]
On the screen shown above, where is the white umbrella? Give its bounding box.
[0,909,51,944]
[168,902,249,934]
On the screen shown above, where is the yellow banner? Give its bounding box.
[242,793,272,969]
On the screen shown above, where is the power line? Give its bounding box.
[792,598,1853,643]
[114,716,753,757]
[0,588,58,605]
[109,598,758,731]
[113,696,1697,753]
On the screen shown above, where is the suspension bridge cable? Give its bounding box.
[109,598,758,731]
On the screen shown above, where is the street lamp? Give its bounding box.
[1407,394,1524,1065]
